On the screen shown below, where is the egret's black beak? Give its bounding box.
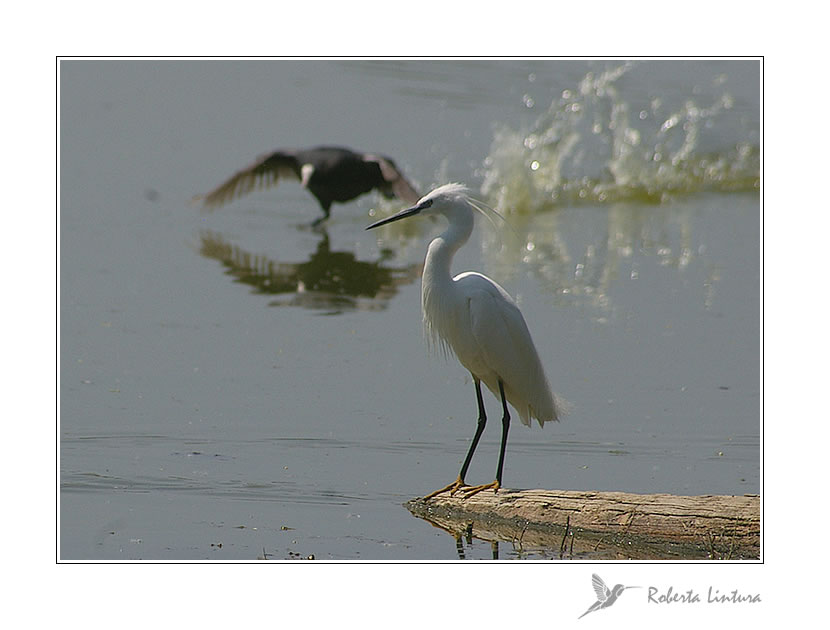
[365,199,432,230]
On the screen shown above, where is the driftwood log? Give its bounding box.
[405,489,760,560]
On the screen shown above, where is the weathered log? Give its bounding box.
[405,489,760,560]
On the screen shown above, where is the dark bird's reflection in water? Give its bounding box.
[198,230,421,314]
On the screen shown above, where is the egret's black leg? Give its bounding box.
[494,379,511,487]
[463,379,509,498]
[458,378,488,481]
[423,377,487,500]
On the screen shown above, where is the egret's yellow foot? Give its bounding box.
[423,477,467,500]
[461,480,500,499]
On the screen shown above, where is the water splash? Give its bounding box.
[480,63,759,213]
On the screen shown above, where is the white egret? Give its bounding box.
[366,183,562,499]
[199,146,420,225]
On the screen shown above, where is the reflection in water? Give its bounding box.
[427,517,573,560]
[437,520,500,560]
[198,230,421,314]
[481,198,742,321]
[454,535,500,560]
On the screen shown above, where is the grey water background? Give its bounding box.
[60,59,760,560]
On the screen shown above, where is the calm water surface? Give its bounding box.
[60,60,760,560]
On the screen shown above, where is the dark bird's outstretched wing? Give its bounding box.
[367,154,421,204]
[199,150,301,210]
[591,574,611,602]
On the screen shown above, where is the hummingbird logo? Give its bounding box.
[579,574,640,619]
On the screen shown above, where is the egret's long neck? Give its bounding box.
[420,204,474,354]
[422,209,474,285]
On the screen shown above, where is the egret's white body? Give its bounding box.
[367,183,561,498]
[420,202,557,428]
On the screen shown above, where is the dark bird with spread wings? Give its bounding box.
[199,146,420,225]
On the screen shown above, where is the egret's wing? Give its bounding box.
[199,150,301,210]
[371,156,420,203]
[591,574,611,602]
[465,274,555,426]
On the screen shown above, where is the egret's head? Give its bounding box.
[366,183,486,230]
[418,182,472,208]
